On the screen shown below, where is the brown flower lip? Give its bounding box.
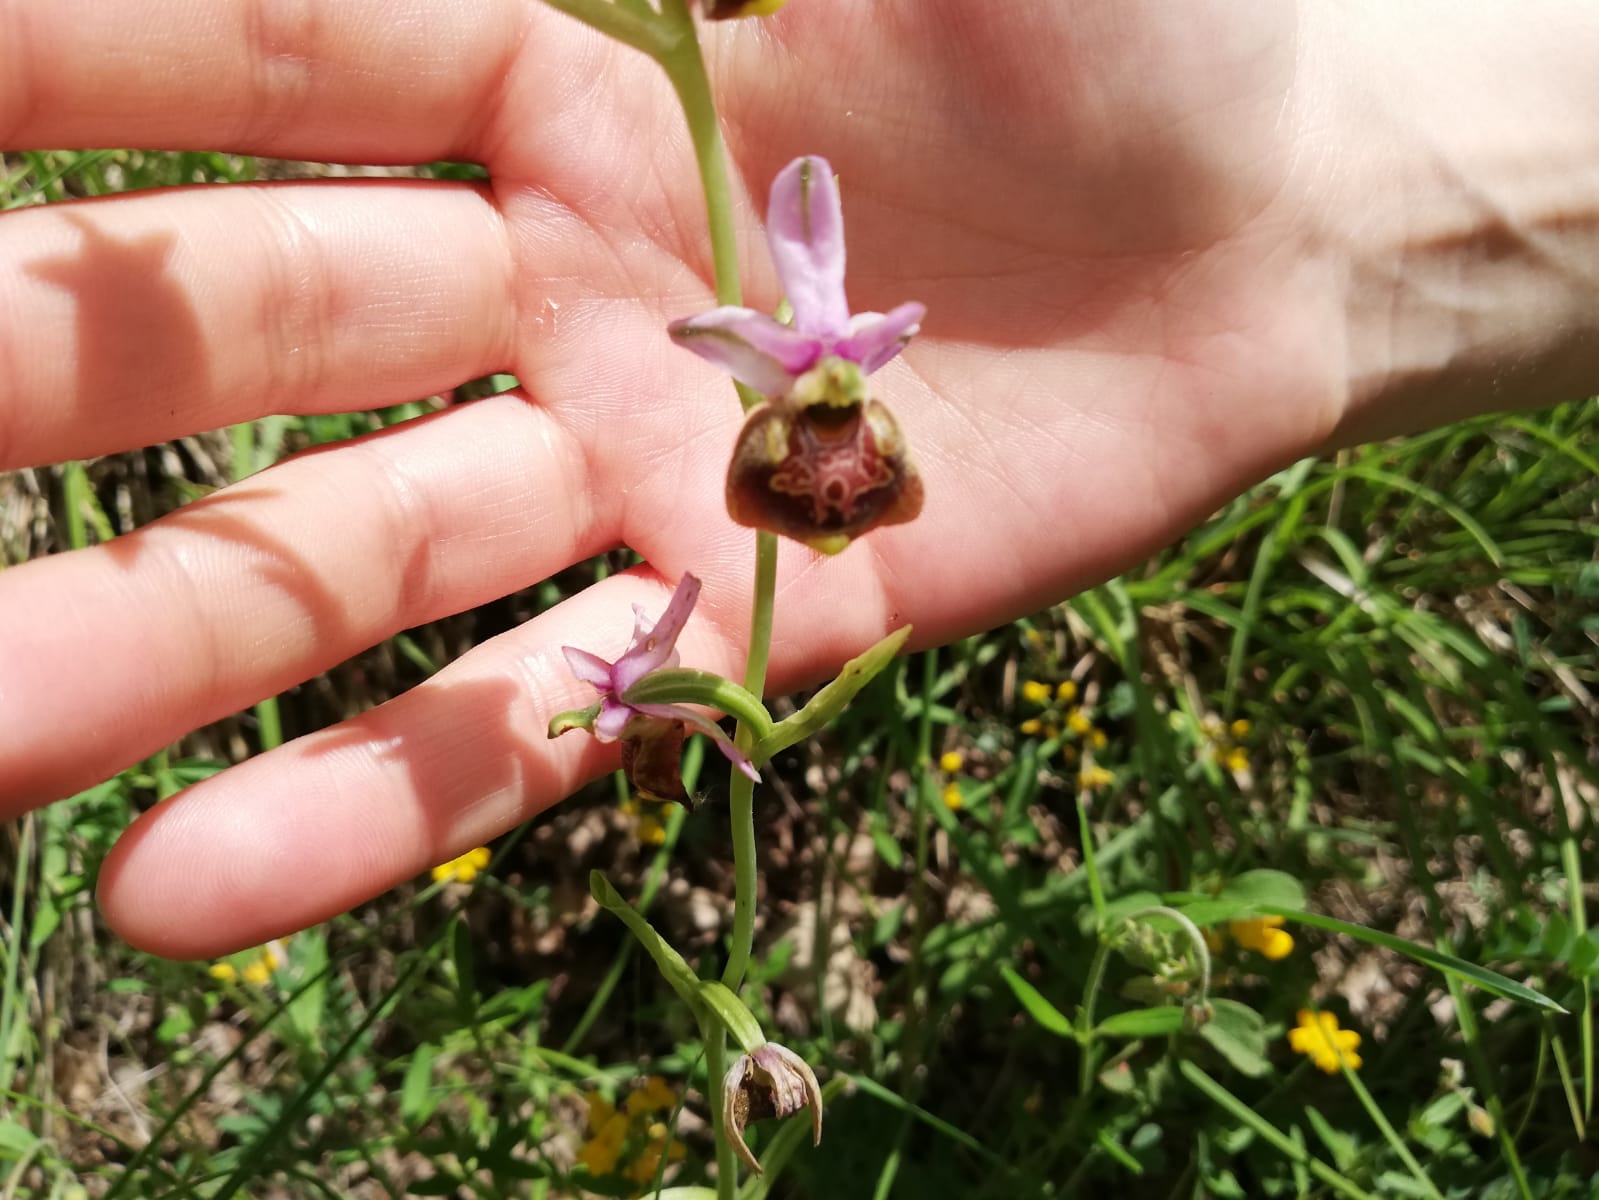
[721,1042,823,1174]
[726,377,923,556]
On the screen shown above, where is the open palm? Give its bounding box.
[0,1,1342,954]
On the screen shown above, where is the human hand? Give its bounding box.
[1,1,1593,956]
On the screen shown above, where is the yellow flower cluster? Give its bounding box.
[578,1076,686,1184]
[1288,1009,1362,1073]
[938,750,966,810]
[620,796,676,845]
[1201,716,1252,773]
[1019,679,1111,762]
[1228,915,1294,960]
[431,847,491,884]
[1078,765,1114,790]
[209,942,285,986]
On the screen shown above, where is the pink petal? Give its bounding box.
[835,302,926,374]
[668,308,819,396]
[767,156,850,340]
[632,701,761,783]
[594,697,636,742]
[614,573,701,693]
[562,646,616,691]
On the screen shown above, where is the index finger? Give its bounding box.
[0,0,531,162]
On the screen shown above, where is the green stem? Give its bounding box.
[1337,1051,1443,1200]
[538,0,673,57]
[1074,941,1111,1097]
[658,0,761,411]
[650,10,778,1196]
[706,1028,738,1200]
[1178,1061,1378,1200]
[722,531,778,990]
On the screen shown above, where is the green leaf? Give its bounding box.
[1000,965,1076,1039]
[871,902,907,948]
[283,931,328,1056]
[870,821,904,871]
[1196,999,1271,1077]
[756,627,912,760]
[1093,890,1162,933]
[1095,1006,1186,1038]
[0,1119,39,1154]
[400,1044,438,1125]
[696,981,765,1053]
[1267,908,1565,1013]
[1171,870,1306,927]
[590,871,705,1015]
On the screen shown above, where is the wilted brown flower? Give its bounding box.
[721,1042,823,1174]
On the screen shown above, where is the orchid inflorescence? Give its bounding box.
[535,1,923,1191]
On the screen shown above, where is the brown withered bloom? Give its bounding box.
[722,1042,823,1174]
[668,155,925,554]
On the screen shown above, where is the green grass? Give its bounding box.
[1,149,1595,1199]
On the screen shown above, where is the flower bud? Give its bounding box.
[721,1042,823,1174]
[726,358,922,555]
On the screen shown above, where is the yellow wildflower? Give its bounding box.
[942,781,964,811]
[623,1127,686,1184]
[1065,708,1093,736]
[938,750,964,774]
[1229,718,1252,739]
[578,1094,629,1176]
[1056,680,1077,703]
[1289,1009,1362,1073]
[1079,765,1114,790]
[1088,728,1108,750]
[1223,746,1250,773]
[637,814,668,845]
[1229,915,1293,960]
[1021,680,1051,705]
[208,962,237,983]
[1019,718,1043,737]
[626,1076,677,1116]
[242,958,273,986]
[431,846,491,884]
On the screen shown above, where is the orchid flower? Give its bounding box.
[669,156,925,554]
[554,573,759,803]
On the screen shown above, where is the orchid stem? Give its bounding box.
[658,0,762,411]
[538,0,673,57]
[654,4,777,1191]
[724,530,777,991]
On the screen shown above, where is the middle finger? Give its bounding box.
[0,179,515,467]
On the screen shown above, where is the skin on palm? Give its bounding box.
[0,1,1594,954]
